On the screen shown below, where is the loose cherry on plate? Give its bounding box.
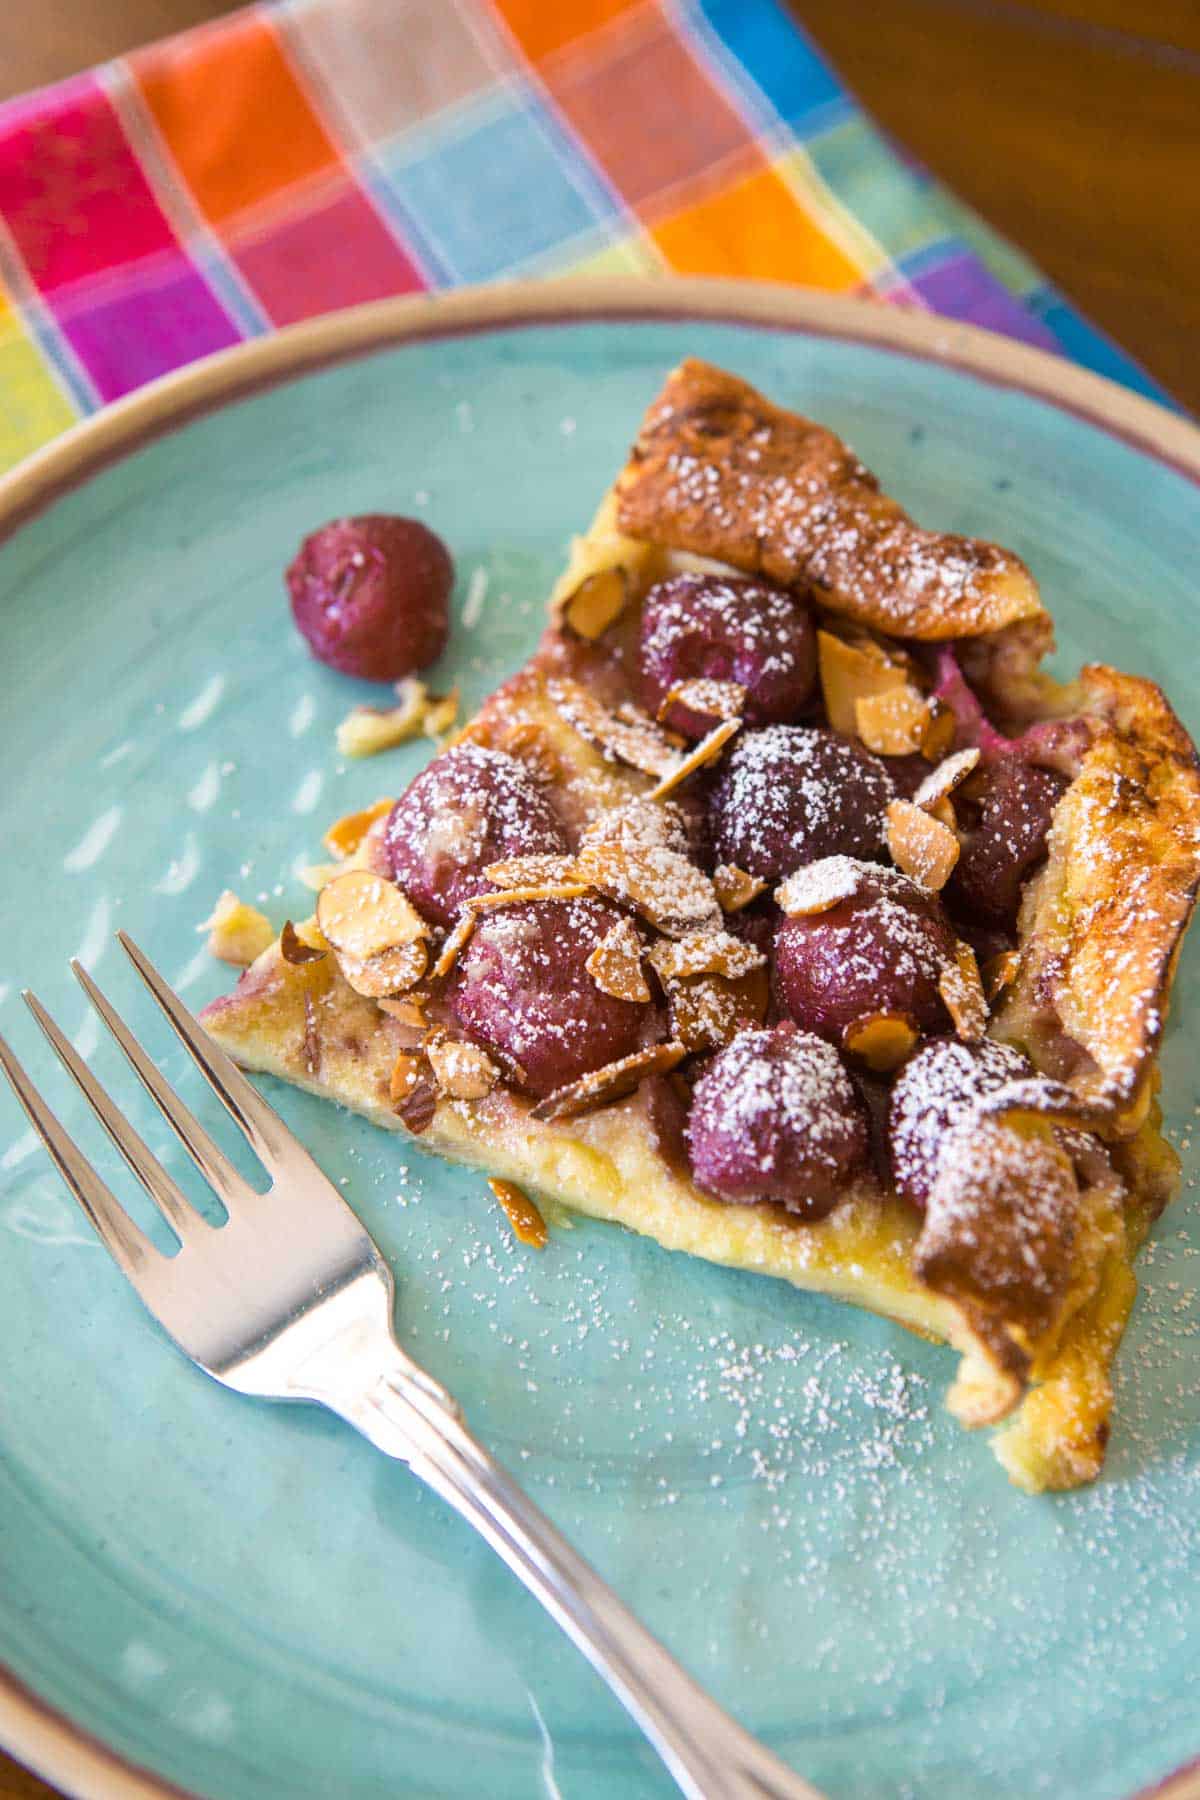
[287,515,452,681]
[638,573,816,736]
[452,895,653,1098]
[686,1022,869,1218]
[709,726,894,881]
[888,1035,1033,1208]
[385,743,568,929]
[773,866,956,1047]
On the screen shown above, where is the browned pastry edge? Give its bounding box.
[995,664,1200,1113]
[615,358,1047,642]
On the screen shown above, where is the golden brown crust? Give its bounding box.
[995,665,1200,1109]
[615,359,1046,641]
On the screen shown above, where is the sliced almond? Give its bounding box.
[483,854,581,889]
[656,678,746,726]
[667,968,769,1053]
[316,869,430,961]
[279,919,327,965]
[377,993,429,1047]
[774,856,865,917]
[389,1051,426,1109]
[561,567,630,641]
[323,798,395,860]
[919,699,957,761]
[467,881,592,912]
[340,938,429,1000]
[302,994,322,1076]
[886,799,960,892]
[939,941,989,1041]
[489,1177,549,1249]
[547,676,680,779]
[817,630,909,735]
[298,860,343,892]
[983,949,1021,1002]
[844,1011,920,1072]
[431,910,477,979]
[530,1041,687,1123]
[585,917,651,1003]
[498,720,561,787]
[426,1035,500,1100]
[927,796,957,832]
[575,843,722,938]
[647,929,764,983]
[712,863,766,913]
[647,717,740,801]
[197,891,275,966]
[393,1064,439,1135]
[913,748,981,813]
[855,684,932,756]
[336,680,428,758]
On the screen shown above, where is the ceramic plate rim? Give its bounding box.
[1,274,1198,1800]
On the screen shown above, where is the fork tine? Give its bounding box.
[71,960,251,1212]
[23,991,205,1246]
[117,931,294,1167]
[0,1024,159,1280]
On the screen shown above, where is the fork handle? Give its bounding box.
[332,1361,824,1800]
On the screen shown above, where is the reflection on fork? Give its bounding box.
[0,933,825,1800]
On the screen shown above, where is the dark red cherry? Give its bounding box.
[948,756,1067,930]
[287,515,452,680]
[709,726,894,882]
[774,866,956,1045]
[686,1023,869,1217]
[638,573,816,737]
[888,1035,1032,1208]
[452,895,652,1098]
[385,743,567,928]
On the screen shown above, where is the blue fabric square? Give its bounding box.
[695,0,851,136]
[373,89,615,283]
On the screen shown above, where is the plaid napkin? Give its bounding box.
[0,0,1162,474]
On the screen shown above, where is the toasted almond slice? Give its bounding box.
[468,882,592,912]
[395,1069,439,1135]
[547,676,680,779]
[657,677,746,726]
[336,679,428,758]
[913,747,981,812]
[422,686,460,739]
[499,720,561,786]
[844,1011,920,1072]
[530,1041,687,1123]
[774,856,865,917]
[855,684,932,756]
[389,1050,426,1108]
[302,994,322,1077]
[648,929,764,983]
[561,567,630,641]
[340,938,429,1000]
[666,968,770,1053]
[323,797,395,860]
[279,919,327,965]
[197,891,275,966]
[483,853,581,888]
[647,717,740,801]
[817,630,909,735]
[575,843,722,937]
[712,863,766,913]
[586,917,651,1003]
[886,799,960,892]
[426,1035,500,1100]
[431,910,477,980]
[488,1177,549,1248]
[377,993,428,1047]
[316,869,430,962]
[927,796,957,831]
[920,699,957,761]
[939,941,989,1041]
[298,860,343,892]
[983,948,1021,1002]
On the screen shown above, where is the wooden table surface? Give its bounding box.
[0,3,1196,1796]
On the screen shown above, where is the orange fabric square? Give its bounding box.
[134,16,341,227]
[651,165,864,289]
[489,0,643,64]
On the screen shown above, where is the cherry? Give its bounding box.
[948,756,1067,930]
[385,743,567,928]
[638,573,816,737]
[709,726,893,881]
[888,1035,1032,1208]
[287,515,452,681]
[686,1023,869,1217]
[774,866,956,1045]
[452,895,653,1098]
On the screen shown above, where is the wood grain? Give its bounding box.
[0,4,1195,1796]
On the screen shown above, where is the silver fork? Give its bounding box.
[0,933,824,1800]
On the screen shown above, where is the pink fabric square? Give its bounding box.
[229,179,427,325]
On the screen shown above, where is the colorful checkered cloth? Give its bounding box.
[0,0,1162,474]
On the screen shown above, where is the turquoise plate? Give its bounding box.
[1,281,1199,1800]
